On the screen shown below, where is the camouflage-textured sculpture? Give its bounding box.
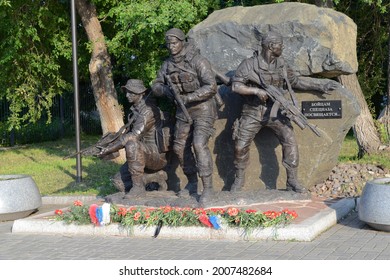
[152,28,218,203]
[99,79,168,198]
[231,31,339,193]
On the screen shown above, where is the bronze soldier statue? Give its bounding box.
[152,28,218,203]
[99,79,168,198]
[231,31,338,193]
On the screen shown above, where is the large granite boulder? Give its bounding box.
[188,2,357,77]
[167,3,360,192]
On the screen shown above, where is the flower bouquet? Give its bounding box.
[54,200,298,233]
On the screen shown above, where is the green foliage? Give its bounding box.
[55,204,91,225]
[0,0,73,130]
[0,0,10,6]
[375,120,390,144]
[93,0,221,84]
[0,118,72,146]
[335,0,389,116]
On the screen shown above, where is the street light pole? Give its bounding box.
[71,0,82,182]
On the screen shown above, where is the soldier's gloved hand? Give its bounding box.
[255,89,268,103]
[153,83,170,99]
[98,147,109,157]
[181,95,193,105]
[321,80,339,94]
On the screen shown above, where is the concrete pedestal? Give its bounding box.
[0,175,42,221]
[358,178,390,232]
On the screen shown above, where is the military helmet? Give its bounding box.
[165,28,186,41]
[121,79,147,95]
[262,31,283,46]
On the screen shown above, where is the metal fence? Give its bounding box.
[0,89,102,146]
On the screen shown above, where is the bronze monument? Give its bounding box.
[99,79,168,198]
[152,28,218,203]
[230,31,339,193]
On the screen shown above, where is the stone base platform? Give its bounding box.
[105,188,310,208]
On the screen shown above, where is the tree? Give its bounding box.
[0,0,218,134]
[0,0,72,130]
[335,0,389,155]
[75,0,124,136]
[378,21,390,145]
[339,74,382,156]
[94,0,218,83]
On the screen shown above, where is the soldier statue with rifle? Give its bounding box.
[152,28,218,203]
[231,31,339,193]
[98,79,168,198]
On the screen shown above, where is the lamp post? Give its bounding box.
[71,0,82,182]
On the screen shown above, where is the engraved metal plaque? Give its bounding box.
[301,100,342,119]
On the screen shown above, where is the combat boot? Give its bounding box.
[199,175,214,205]
[123,175,145,199]
[230,169,245,192]
[177,173,198,198]
[285,167,307,194]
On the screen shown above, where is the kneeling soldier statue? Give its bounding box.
[99,79,168,198]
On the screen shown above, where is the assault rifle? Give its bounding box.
[166,74,193,124]
[259,82,322,137]
[63,111,136,159]
[213,67,231,109]
[63,125,128,160]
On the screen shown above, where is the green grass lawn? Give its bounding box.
[339,135,390,169]
[0,136,120,196]
[0,134,389,196]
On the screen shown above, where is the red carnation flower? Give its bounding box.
[290,211,298,219]
[282,209,298,219]
[227,207,239,217]
[160,206,172,213]
[209,208,225,214]
[117,207,127,216]
[264,211,277,219]
[73,200,83,206]
[195,208,206,215]
[54,209,63,215]
[133,212,141,221]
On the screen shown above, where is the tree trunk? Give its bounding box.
[75,0,125,162]
[377,22,390,146]
[378,104,390,145]
[339,74,382,157]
